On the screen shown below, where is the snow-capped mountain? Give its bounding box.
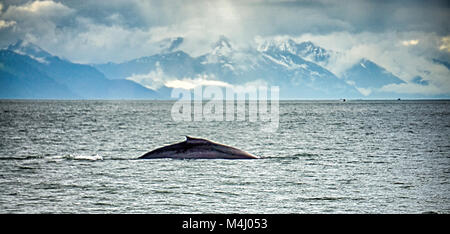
[255,41,359,98]
[0,41,161,99]
[95,36,362,98]
[295,41,331,64]
[96,50,202,81]
[210,35,233,58]
[258,39,331,65]
[195,36,248,83]
[256,38,412,97]
[2,36,436,99]
[342,58,405,96]
[6,40,54,64]
[343,58,405,88]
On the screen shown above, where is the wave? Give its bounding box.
[0,154,138,161]
[1,154,315,161]
[0,156,42,161]
[62,154,104,161]
[262,153,318,160]
[43,154,104,161]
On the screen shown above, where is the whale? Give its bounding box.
[138,136,259,159]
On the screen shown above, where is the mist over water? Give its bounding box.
[0,100,449,213]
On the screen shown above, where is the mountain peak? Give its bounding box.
[214,36,232,49]
[162,37,184,53]
[357,58,378,69]
[6,40,53,59]
[211,36,233,56]
[257,38,330,63]
[257,38,296,54]
[343,58,406,90]
[295,41,330,63]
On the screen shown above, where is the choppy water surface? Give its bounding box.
[0,100,449,213]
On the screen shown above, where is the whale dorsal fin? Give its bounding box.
[185,135,194,141]
[185,136,210,144]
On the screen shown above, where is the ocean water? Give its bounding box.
[0,100,449,213]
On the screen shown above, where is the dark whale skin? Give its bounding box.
[138,136,259,159]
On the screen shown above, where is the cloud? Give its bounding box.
[126,64,232,90]
[439,36,450,53]
[411,76,429,86]
[126,66,268,92]
[355,87,372,96]
[0,19,15,29]
[402,39,419,46]
[1,0,449,62]
[55,17,161,63]
[381,83,445,96]
[165,78,232,90]
[3,0,75,19]
[15,0,446,38]
[0,0,250,62]
[0,0,76,52]
[125,62,169,90]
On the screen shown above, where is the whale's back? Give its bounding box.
[138,136,258,159]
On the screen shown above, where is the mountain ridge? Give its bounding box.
[2,38,445,99]
[1,40,161,99]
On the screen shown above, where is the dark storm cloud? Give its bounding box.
[57,0,432,36]
[0,1,448,67]
[237,0,449,36]
[59,0,450,35]
[1,0,448,44]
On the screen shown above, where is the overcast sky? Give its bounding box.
[0,0,449,95]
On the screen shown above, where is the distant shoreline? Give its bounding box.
[1,98,450,101]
